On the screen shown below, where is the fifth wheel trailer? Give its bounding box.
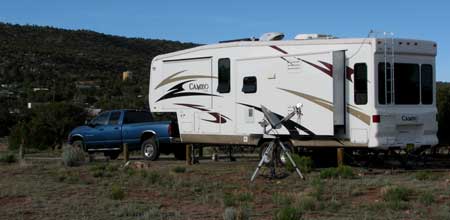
[148,32,438,150]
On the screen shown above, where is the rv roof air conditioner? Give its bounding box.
[294,34,335,40]
[259,32,285,41]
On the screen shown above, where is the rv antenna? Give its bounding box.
[250,104,305,182]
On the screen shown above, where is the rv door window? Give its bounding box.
[394,63,420,104]
[217,58,230,93]
[421,64,433,104]
[354,63,368,105]
[378,63,392,104]
[242,76,257,93]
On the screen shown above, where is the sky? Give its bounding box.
[0,0,449,81]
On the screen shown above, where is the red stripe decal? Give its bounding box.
[270,45,288,54]
[346,67,354,82]
[299,59,333,77]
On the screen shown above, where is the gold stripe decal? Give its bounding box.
[347,105,371,125]
[278,88,371,125]
[278,88,334,111]
[155,70,217,89]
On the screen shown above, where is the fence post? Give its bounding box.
[337,148,344,166]
[123,143,129,162]
[186,144,192,165]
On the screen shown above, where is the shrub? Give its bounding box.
[274,205,302,220]
[319,165,354,179]
[310,178,324,200]
[111,184,125,200]
[61,145,85,167]
[8,102,86,150]
[419,191,435,206]
[223,193,237,207]
[383,186,412,202]
[223,206,251,220]
[172,166,186,173]
[0,153,17,164]
[415,170,438,181]
[297,196,317,212]
[286,155,313,173]
[319,167,339,179]
[145,171,161,185]
[272,192,293,207]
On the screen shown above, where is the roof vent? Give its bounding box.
[259,32,285,41]
[294,34,335,40]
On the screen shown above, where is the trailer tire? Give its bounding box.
[173,145,186,160]
[142,138,160,161]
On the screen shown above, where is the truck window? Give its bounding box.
[91,112,109,126]
[421,64,433,104]
[124,111,153,124]
[242,76,257,93]
[217,58,230,93]
[378,62,392,104]
[108,112,121,125]
[354,63,367,105]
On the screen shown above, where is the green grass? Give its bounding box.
[110,184,125,200]
[172,166,186,173]
[319,165,355,179]
[285,155,313,173]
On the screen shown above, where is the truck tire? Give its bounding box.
[142,138,160,161]
[72,140,85,151]
[173,145,186,160]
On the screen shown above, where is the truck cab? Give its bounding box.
[68,109,183,160]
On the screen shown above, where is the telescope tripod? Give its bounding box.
[250,137,304,182]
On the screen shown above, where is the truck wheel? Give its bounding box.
[72,140,85,151]
[104,151,120,160]
[142,138,160,161]
[173,145,186,160]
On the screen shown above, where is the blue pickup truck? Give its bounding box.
[68,109,184,160]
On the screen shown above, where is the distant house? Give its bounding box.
[122,71,133,81]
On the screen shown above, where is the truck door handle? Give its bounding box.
[114,127,119,130]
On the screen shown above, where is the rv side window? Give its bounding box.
[242,76,257,93]
[378,63,392,104]
[217,58,230,93]
[354,63,367,105]
[421,64,433,104]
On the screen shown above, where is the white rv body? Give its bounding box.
[149,35,438,149]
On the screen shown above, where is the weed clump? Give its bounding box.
[419,191,435,206]
[223,207,251,220]
[286,155,313,173]
[110,184,125,200]
[415,170,438,181]
[61,145,85,167]
[0,153,17,164]
[274,205,302,220]
[319,165,355,179]
[172,166,186,173]
[383,186,412,202]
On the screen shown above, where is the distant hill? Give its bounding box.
[0,22,198,110]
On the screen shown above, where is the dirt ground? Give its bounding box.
[1,152,450,220]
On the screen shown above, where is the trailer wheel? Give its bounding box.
[142,138,160,161]
[173,145,186,160]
